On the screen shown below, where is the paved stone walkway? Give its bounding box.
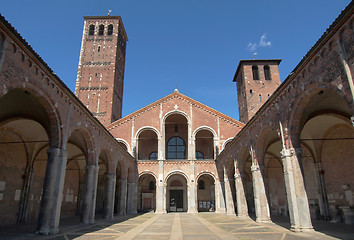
[2,213,354,240]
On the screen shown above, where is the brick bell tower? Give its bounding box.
[233,59,281,123]
[75,15,128,125]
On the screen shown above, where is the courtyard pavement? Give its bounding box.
[1,213,354,240]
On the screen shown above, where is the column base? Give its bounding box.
[290,226,314,232]
[187,209,198,214]
[237,214,249,219]
[215,208,226,214]
[255,217,272,223]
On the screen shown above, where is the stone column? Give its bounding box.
[156,160,165,213]
[104,174,116,219]
[81,164,99,224]
[251,163,271,223]
[281,147,313,232]
[224,168,235,215]
[215,180,226,213]
[127,182,138,214]
[118,178,127,215]
[188,160,197,213]
[37,148,67,234]
[234,172,248,218]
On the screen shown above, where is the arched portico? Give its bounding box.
[165,171,188,212]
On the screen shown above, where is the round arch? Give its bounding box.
[116,138,130,152]
[192,126,217,139]
[164,170,189,184]
[139,171,158,182]
[163,109,190,123]
[288,83,352,147]
[222,138,234,151]
[135,126,161,140]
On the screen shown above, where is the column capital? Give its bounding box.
[234,173,241,179]
[251,163,260,172]
[280,148,293,159]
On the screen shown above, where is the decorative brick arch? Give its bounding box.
[67,126,96,165]
[138,171,158,182]
[135,126,160,139]
[115,138,130,152]
[163,109,190,123]
[164,170,189,184]
[0,85,62,148]
[288,83,353,147]
[192,126,217,140]
[195,171,217,183]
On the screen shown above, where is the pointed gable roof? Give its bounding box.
[107,91,244,130]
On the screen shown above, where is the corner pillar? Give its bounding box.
[215,180,226,213]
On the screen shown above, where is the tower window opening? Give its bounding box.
[88,25,95,35]
[98,24,104,35]
[264,65,271,80]
[107,24,113,35]
[252,65,259,80]
[98,46,101,52]
[250,89,253,95]
[259,94,262,102]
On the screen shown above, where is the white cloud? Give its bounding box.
[259,34,271,47]
[247,34,272,52]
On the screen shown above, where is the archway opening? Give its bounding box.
[137,174,156,212]
[166,174,188,212]
[165,114,188,160]
[138,130,158,160]
[0,89,52,228]
[197,174,215,212]
[195,130,214,159]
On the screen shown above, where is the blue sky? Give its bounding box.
[1,1,351,121]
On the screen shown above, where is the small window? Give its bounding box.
[264,65,271,80]
[252,65,259,80]
[107,24,113,35]
[250,89,253,95]
[149,181,155,190]
[196,151,204,160]
[98,46,101,52]
[98,24,104,35]
[149,152,158,160]
[198,180,205,189]
[259,94,262,102]
[89,25,95,35]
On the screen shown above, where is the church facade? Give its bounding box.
[0,2,353,235]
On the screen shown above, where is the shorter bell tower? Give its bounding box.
[233,59,281,123]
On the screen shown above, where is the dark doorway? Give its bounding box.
[170,190,183,212]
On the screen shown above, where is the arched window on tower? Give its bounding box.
[167,136,185,159]
[89,25,95,35]
[264,65,271,80]
[107,24,113,35]
[252,65,259,80]
[98,24,104,35]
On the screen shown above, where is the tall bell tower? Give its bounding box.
[233,59,281,123]
[75,16,128,125]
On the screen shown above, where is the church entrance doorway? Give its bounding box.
[166,173,187,212]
